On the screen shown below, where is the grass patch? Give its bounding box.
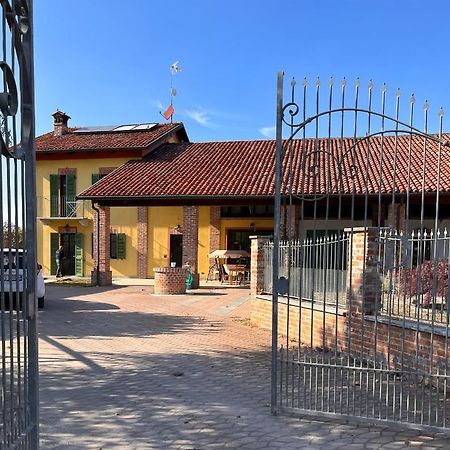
[45,277,93,287]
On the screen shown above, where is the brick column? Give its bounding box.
[209,206,221,265]
[346,227,381,315]
[387,203,405,232]
[137,207,148,278]
[183,206,199,288]
[91,205,112,286]
[250,236,271,296]
[280,204,299,239]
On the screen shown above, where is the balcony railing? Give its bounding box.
[37,196,92,218]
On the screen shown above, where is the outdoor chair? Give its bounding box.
[220,264,230,284]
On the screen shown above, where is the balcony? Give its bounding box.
[37,196,93,225]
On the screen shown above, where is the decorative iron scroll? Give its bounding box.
[0,0,33,158]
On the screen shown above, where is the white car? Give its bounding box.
[2,249,45,309]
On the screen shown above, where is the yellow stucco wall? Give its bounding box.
[148,206,183,276]
[109,207,138,276]
[198,206,210,278]
[36,156,135,276]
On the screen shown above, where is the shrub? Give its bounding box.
[399,259,448,304]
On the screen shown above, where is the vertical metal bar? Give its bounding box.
[23,0,39,443]
[272,71,284,414]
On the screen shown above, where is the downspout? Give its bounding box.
[91,201,100,286]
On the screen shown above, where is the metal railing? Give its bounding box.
[263,232,349,306]
[379,228,450,324]
[37,196,91,218]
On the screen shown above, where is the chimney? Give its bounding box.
[52,110,71,136]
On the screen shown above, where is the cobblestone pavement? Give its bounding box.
[39,284,450,449]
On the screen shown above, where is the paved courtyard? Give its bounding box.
[39,283,450,449]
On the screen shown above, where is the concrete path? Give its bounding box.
[39,284,450,449]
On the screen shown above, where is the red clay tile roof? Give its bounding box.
[78,135,450,201]
[36,123,185,153]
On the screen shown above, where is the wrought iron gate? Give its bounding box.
[0,1,38,448]
[272,72,450,431]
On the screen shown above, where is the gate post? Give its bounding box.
[346,227,381,315]
[250,235,271,296]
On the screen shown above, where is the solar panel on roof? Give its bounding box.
[74,126,116,133]
[113,125,138,131]
[134,123,158,130]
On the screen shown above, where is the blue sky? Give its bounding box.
[34,0,450,142]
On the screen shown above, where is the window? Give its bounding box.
[110,233,126,259]
[91,173,108,184]
[221,205,274,218]
[50,173,76,217]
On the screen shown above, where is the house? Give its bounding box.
[37,111,450,285]
[35,112,274,282]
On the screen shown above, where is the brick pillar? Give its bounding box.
[209,206,221,265]
[250,236,270,296]
[183,206,199,288]
[280,204,299,239]
[346,227,381,315]
[387,203,405,232]
[137,207,148,278]
[91,205,112,286]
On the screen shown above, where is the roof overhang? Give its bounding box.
[76,192,450,208]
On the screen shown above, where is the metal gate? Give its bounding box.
[0,1,38,448]
[272,72,450,431]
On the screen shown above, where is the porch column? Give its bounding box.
[346,227,381,315]
[280,204,299,239]
[250,235,271,297]
[137,207,148,278]
[183,206,199,288]
[91,205,112,286]
[209,206,221,266]
[387,202,405,232]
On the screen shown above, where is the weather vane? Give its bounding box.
[161,61,182,123]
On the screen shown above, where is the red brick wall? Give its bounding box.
[251,295,447,377]
[137,207,148,278]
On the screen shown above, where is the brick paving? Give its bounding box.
[39,284,450,449]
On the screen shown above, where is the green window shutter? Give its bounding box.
[50,233,59,275]
[91,173,101,184]
[75,233,84,276]
[117,233,126,259]
[66,174,76,203]
[50,174,59,217]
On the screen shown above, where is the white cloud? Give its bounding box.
[184,109,213,127]
[259,126,276,138]
[150,98,164,110]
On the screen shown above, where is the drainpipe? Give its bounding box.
[91,201,100,286]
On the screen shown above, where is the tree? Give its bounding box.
[2,222,23,248]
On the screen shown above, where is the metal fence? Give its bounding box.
[379,228,450,324]
[263,233,348,306]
